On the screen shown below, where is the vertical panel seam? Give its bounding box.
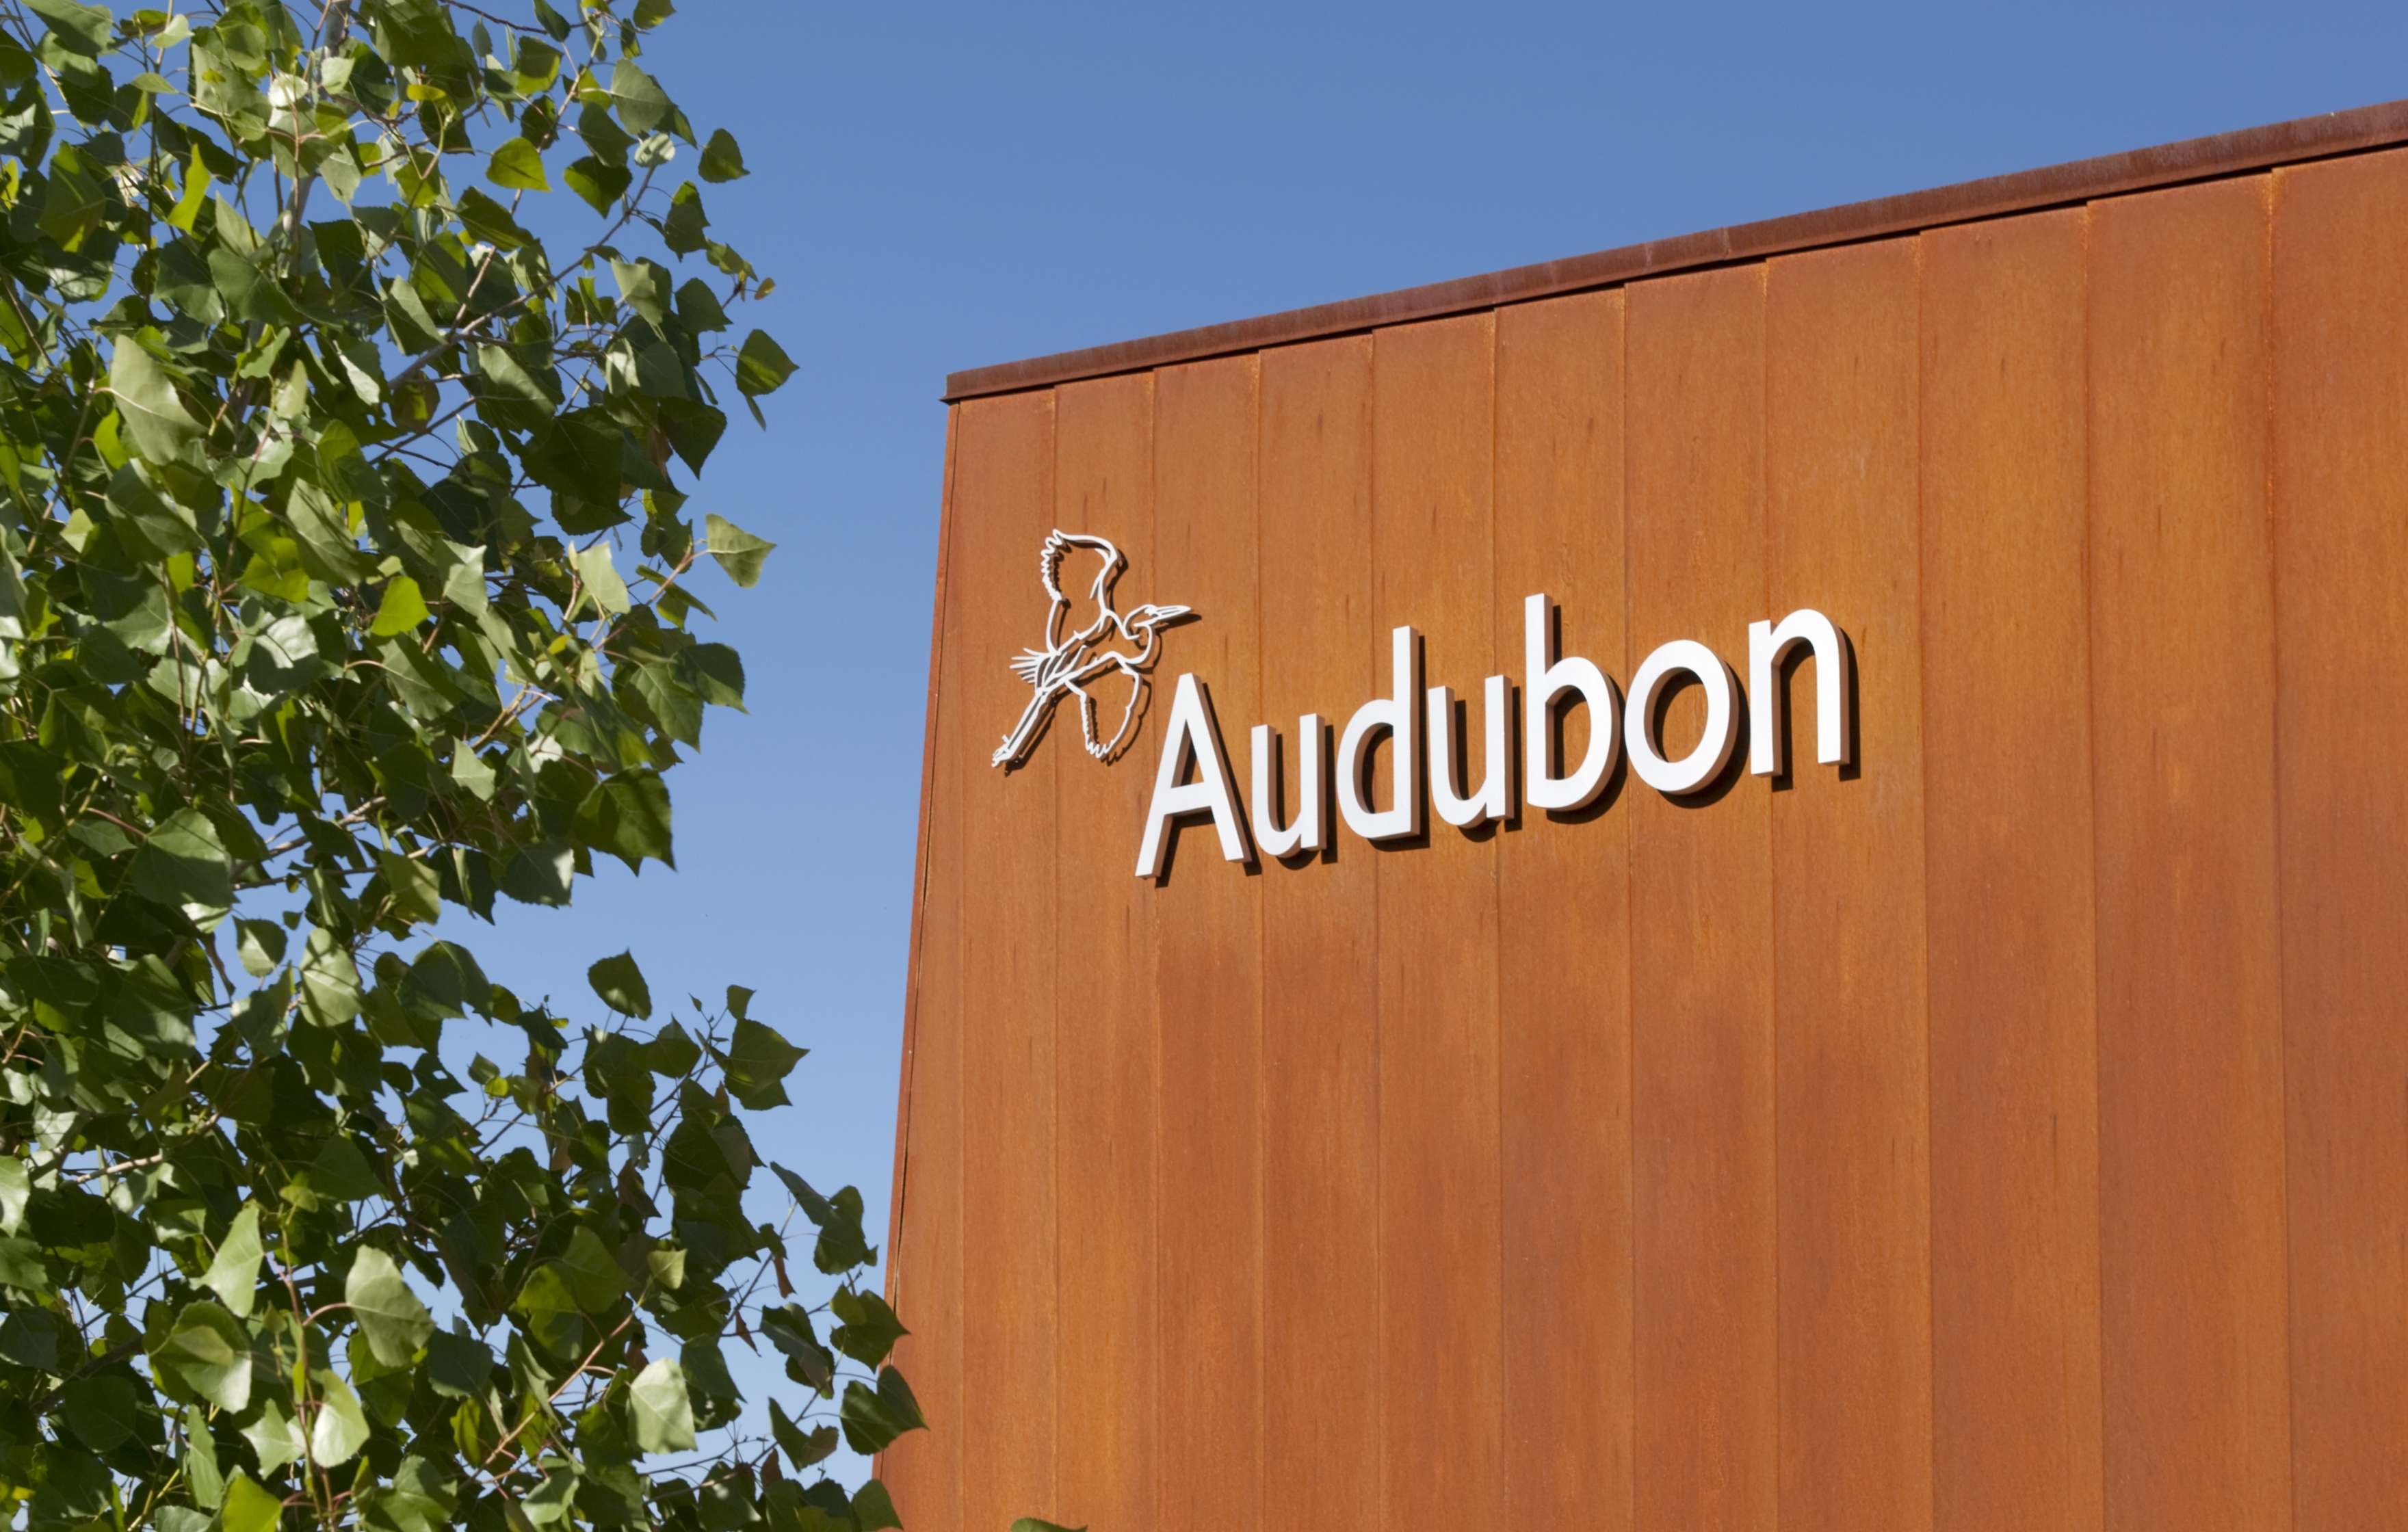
[1247,352,1268,1532]
[1377,325,1396,1532]
[1485,307,1509,1531]
[2260,169,2301,1532]
[1619,287,1642,1532]
[1914,230,1944,1532]
[1906,232,1937,1531]
[1757,260,1783,1532]
[1145,369,1166,1532]
[2079,198,2111,1531]
[1045,389,1063,1509]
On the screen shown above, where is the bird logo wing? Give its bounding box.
[995,530,1193,772]
[1039,529,1124,607]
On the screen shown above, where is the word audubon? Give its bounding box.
[1135,595,1855,877]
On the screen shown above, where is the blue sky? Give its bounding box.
[451,0,2408,1470]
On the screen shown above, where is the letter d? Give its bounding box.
[1337,626,1422,842]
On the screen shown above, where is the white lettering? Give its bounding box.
[1623,639,1740,795]
[1748,608,1853,777]
[1428,674,1513,828]
[1249,715,1327,858]
[1336,626,1423,842]
[1522,592,1619,812]
[1134,673,1253,878]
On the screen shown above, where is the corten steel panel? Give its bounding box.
[1918,209,2105,1532]
[1493,290,1635,1532]
[885,114,2408,1532]
[2270,150,2408,1532]
[2088,179,2293,1532]
[1623,265,1779,1532]
[1048,375,1158,1532]
[1253,336,1382,1530]
[950,393,1059,1532]
[1147,354,1265,1532]
[1368,314,1507,1531]
[1764,237,1933,1532]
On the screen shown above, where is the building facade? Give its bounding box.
[880,103,2408,1531]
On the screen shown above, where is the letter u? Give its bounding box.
[1250,717,1327,858]
[1426,675,1513,828]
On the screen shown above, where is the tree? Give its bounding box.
[0,1,920,1529]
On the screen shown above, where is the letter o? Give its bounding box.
[1623,639,1740,796]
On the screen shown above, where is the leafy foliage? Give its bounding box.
[0,1,919,1529]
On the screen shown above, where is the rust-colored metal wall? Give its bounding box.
[880,129,2408,1532]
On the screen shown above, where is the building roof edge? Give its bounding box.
[943,97,2408,401]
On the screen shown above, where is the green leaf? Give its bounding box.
[380,850,442,924]
[235,920,287,978]
[308,1135,380,1204]
[241,1391,306,1475]
[722,1016,804,1110]
[363,1458,458,1532]
[63,1374,137,1451]
[424,1328,493,1399]
[153,1300,254,1411]
[769,1398,837,1470]
[300,927,364,1026]
[607,60,674,135]
[309,1369,371,1466]
[556,1225,624,1312]
[846,1482,900,1532]
[838,1366,925,1455]
[704,512,775,587]
[486,135,550,192]
[562,154,631,213]
[133,808,234,924]
[586,950,651,1019]
[811,1184,875,1275]
[370,576,430,636]
[512,37,563,94]
[184,1403,225,1509]
[571,539,630,616]
[106,462,205,557]
[735,330,796,397]
[202,1204,264,1318]
[347,1247,435,1366]
[0,1157,25,1235]
[110,338,204,464]
[830,1286,908,1368]
[575,771,675,871]
[24,0,112,57]
[450,741,497,801]
[223,1473,283,1532]
[628,1356,696,1453]
[286,480,378,582]
[699,127,747,182]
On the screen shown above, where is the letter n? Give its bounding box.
[1748,608,1855,776]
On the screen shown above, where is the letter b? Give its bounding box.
[1523,593,1619,812]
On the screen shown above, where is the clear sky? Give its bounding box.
[450,0,2408,1470]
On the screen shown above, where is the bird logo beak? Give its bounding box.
[1153,604,1196,626]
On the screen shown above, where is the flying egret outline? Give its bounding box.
[992,529,1196,770]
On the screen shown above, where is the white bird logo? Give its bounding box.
[992,529,1196,770]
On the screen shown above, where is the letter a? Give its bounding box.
[1135,673,1254,879]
